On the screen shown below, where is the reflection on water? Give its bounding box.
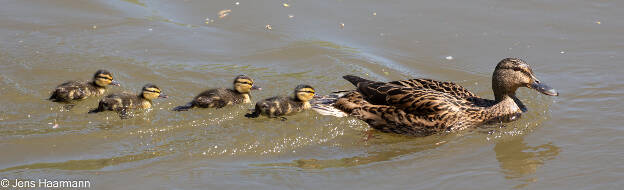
[494,136,560,188]
[254,132,448,169]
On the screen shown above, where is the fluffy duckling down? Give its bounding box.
[49,69,120,102]
[173,75,260,111]
[245,84,316,121]
[88,84,167,119]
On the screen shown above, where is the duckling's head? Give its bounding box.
[93,69,120,87]
[233,75,261,93]
[294,84,316,102]
[141,84,168,100]
[492,58,558,101]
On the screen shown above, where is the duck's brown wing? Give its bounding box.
[343,75,477,115]
[355,80,469,116]
[388,78,477,98]
[334,92,453,136]
[193,89,233,108]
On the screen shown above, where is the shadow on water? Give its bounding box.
[494,136,560,189]
[0,151,170,173]
[252,132,449,169]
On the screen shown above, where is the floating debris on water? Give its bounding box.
[218,9,231,19]
[560,51,565,54]
[373,12,377,16]
[288,14,294,18]
[235,2,240,5]
[339,22,345,29]
[204,18,214,24]
[282,3,290,7]
[595,21,601,24]
[445,56,454,60]
[265,24,272,30]
[148,28,153,31]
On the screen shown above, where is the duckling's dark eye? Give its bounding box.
[237,81,252,85]
[97,76,113,80]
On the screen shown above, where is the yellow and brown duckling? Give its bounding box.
[245,84,316,121]
[173,75,260,111]
[49,69,120,102]
[88,84,168,119]
[314,58,558,136]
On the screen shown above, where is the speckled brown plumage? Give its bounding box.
[89,84,167,119]
[173,75,260,111]
[245,84,315,120]
[327,58,559,136]
[49,69,120,102]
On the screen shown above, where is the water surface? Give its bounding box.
[1,0,622,189]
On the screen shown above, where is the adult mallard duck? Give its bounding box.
[88,84,168,119]
[49,69,120,102]
[172,75,261,111]
[313,58,558,136]
[245,84,316,121]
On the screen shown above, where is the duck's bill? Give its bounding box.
[110,80,121,86]
[158,94,169,98]
[530,82,559,96]
[251,85,262,90]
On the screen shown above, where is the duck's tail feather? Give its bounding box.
[245,104,262,118]
[343,75,371,86]
[49,92,64,102]
[88,107,102,114]
[173,103,193,111]
[88,101,106,114]
[310,91,351,117]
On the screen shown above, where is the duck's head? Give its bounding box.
[93,69,120,87]
[294,84,316,102]
[141,84,168,100]
[492,58,558,101]
[233,75,261,93]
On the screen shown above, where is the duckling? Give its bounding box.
[88,84,168,119]
[49,69,120,102]
[172,75,260,111]
[314,58,559,136]
[245,84,316,121]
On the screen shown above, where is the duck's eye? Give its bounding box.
[512,67,532,77]
[237,81,252,85]
[97,76,113,80]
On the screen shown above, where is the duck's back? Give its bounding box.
[50,80,100,101]
[101,92,144,109]
[255,96,305,117]
[193,88,244,108]
[389,78,477,98]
